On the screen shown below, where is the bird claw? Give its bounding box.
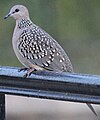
[23,73,29,78]
[18,67,28,72]
[23,68,37,78]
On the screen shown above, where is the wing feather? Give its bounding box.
[17,25,73,72]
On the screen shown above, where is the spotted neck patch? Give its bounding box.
[18,19,32,29]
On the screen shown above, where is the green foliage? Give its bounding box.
[1,0,100,74]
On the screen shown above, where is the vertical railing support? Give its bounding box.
[0,94,5,120]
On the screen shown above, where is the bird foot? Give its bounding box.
[23,68,37,78]
[18,67,28,72]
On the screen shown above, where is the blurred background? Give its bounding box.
[0,0,100,120]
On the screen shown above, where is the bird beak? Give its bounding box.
[4,13,12,19]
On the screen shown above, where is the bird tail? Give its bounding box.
[86,103,98,117]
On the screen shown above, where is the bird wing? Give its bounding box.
[17,25,73,72]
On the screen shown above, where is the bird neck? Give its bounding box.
[17,18,33,29]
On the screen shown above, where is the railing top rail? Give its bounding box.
[0,66,100,104]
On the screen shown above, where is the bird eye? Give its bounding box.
[15,9,19,12]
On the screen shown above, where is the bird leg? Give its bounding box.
[18,67,28,72]
[23,67,37,78]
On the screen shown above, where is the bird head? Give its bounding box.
[4,5,29,20]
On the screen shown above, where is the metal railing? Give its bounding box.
[0,66,100,120]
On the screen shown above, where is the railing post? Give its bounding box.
[0,94,5,120]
